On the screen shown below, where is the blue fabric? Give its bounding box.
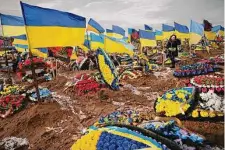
[190,20,204,36]
[90,33,104,43]
[106,29,113,33]
[144,24,153,31]
[0,14,24,26]
[212,25,224,32]
[139,29,155,40]
[12,34,27,40]
[84,39,90,49]
[20,2,86,27]
[88,18,105,33]
[155,30,163,35]
[112,25,125,36]
[174,22,189,33]
[162,24,174,31]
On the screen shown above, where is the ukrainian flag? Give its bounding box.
[139,29,157,47]
[30,48,48,58]
[190,20,204,45]
[162,24,174,40]
[90,33,104,50]
[104,36,134,56]
[112,25,125,39]
[86,18,105,34]
[106,29,114,37]
[20,2,86,49]
[79,39,90,52]
[212,25,224,36]
[155,30,163,40]
[0,14,26,36]
[12,34,28,46]
[204,31,216,41]
[174,22,189,40]
[144,24,153,31]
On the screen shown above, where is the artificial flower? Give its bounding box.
[192,109,199,118]
[200,110,209,117]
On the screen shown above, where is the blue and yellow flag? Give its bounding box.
[90,33,104,50]
[190,20,204,45]
[139,29,156,47]
[204,31,216,41]
[162,24,175,40]
[155,30,163,40]
[212,25,224,36]
[174,22,189,40]
[20,2,86,49]
[31,48,48,58]
[106,29,113,37]
[144,24,153,31]
[86,18,105,34]
[104,36,134,56]
[79,39,90,52]
[12,34,28,46]
[112,25,125,39]
[0,14,26,36]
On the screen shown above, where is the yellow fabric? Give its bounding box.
[189,32,202,45]
[113,33,123,39]
[16,47,27,53]
[91,42,104,50]
[26,26,85,49]
[13,39,28,45]
[140,38,157,47]
[104,37,134,56]
[163,31,174,40]
[30,49,48,58]
[106,32,114,37]
[175,31,190,40]
[156,35,163,40]
[204,31,216,41]
[2,25,26,36]
[86,25,99,34]
[218,30,224,37]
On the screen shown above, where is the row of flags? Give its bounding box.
[0,1,224,58]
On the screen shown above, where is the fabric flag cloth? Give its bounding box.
[30,48,48,58]
[20,2,86,49]
[139,29,156,47]
[112,25,125,39]
[144,24,153,31]
[174,22,189,40]
[0,14,26,36]
[203,20,212,31]
[189,20,204,45]
[70,47,78,60]
[86,18,105,34]
[212,25,224,36]
[162,24,175,40]
[106,29,114,37]
[12,34,28,46]
[90,33,104,50]
[78,39,90,52]
[155,30,163,40]
[204,31,216,41]
[104,36,134,56]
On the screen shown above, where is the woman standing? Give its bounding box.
[166,35,179,68]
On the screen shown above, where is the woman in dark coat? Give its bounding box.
[166,35,179,68]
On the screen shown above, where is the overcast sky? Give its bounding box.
[0,0,224,35]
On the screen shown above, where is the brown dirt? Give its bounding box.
[0,50,224,150]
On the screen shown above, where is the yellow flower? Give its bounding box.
[200,110,209,117]
[177,93,185,100]
[209,111,216,118]
[166,93,173,99]
[192,109,199,118]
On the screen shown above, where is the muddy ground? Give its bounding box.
[0,50,224,150]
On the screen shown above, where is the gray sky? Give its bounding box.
[0,0,224,35]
